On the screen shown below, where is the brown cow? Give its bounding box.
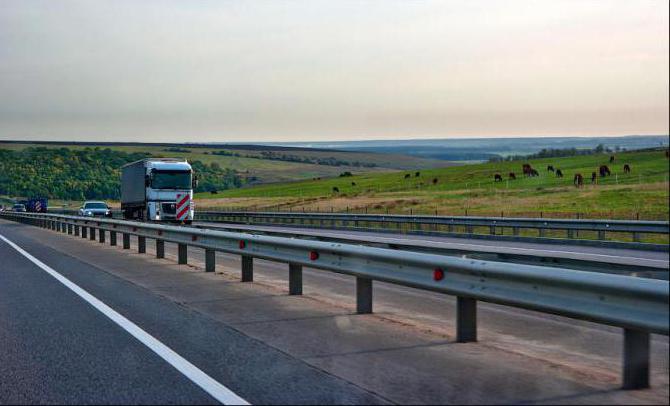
[522,163,533,177]
[591,172,597,184]
[623,164,631,174]
[494,173,503,182]
[555,169,563,178]
[508,172,516,180]
[574,173,584,187]
[610,155,615,163]
[599,165,611,177]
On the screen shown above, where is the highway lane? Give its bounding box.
[0,222,387,405]
[1,219,668,404]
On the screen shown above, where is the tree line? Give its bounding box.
[0,147,242,200]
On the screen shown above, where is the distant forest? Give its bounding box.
[0,147,242,200]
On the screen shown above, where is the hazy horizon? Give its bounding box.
[1,1,668,143]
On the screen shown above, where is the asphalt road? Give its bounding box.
[1,219,668,404]
[0,221,385,405]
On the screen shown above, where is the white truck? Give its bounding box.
[120,158,197,222]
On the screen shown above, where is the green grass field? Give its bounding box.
[196,149,670,220]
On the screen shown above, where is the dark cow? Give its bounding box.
[508,172,516,180]
[591,172,597,184]
[351,182,357,186]
[530,169,539,177]
[610,155,615,163]
[432,178,439,185]
[599,165,611,177]
[522,163,533,177]
[555,169,563,178]
[415,171,420,177]
[404,174,411,179]
[574,173,584,187]
[494,173,503,182]
[623,164,631,174]
[332,186,340,193]
[666,149,669,158]
[547,165,555,172]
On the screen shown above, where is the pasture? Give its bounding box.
[197,149,670,220]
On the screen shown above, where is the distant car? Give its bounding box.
[12,204,26,212]
[79,201,112,217]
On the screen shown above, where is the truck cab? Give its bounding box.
[121,158,197,222]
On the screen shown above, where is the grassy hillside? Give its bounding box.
[196,149,670,220]
[0,142,451,184]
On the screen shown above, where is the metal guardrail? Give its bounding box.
[2,212,668,390]
[196,211,670,250]
[194,223,669,279]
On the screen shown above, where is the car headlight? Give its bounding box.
[85,210,92,216]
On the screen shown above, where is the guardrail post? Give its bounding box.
[89,227,96,240]
[539,228,546,238]
[81,226,88,239]
[632,232,641,243]
[489,225,495,235]
[205,249,215,272]
[55,221,61,232]
[99,229,105,243]
[622,328,650,389]
[466,225,474,234]
[67,224,73,235]
[456,297,477,343]
[241,255,253,281]
[74,225,80,237]
[356,277,373,314]
[598,230,605,240]
[156,239,165,258]
[110,231,117,246]
[138,236,146,253]
[178,243,188,264]
[567,229,574,239]
[512,227,519,236]
[289,263,302,295]
[123,233,130,249]
[62,222,67,234]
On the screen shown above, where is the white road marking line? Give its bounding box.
[0,233,249,406]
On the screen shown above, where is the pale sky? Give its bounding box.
[0,0,668,142]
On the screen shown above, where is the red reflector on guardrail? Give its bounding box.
[239,240,246,249]
[433,268,445,281]
[310,251,319,261]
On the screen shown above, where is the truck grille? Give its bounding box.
[161,203,177,215]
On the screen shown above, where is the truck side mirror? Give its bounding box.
[145,175,151,187]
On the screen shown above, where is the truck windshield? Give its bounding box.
[151,170,192,189]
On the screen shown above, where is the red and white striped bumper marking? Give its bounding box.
[176,194,190,220]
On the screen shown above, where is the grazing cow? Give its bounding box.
[432,178,439,185]
[591,172,597,184]
[623,164,631,174]
[530,169,539,177]
[351,182,357,186]
[210,190,218,194]
[332,186,340,193]
[574,173,584,187]
[610,155,615,163]
[599,165,611,177]
[508,172,516,180]
[404,174,411,179]
[547,165,555,172]
[494,173,503,182]
[415,171,420,177]
[555,169,563,178]
[522,163,533,177]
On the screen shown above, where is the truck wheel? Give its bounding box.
[184,220,192,225]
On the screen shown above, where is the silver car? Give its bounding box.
[12,203,26,212]
[79,201,112,217]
